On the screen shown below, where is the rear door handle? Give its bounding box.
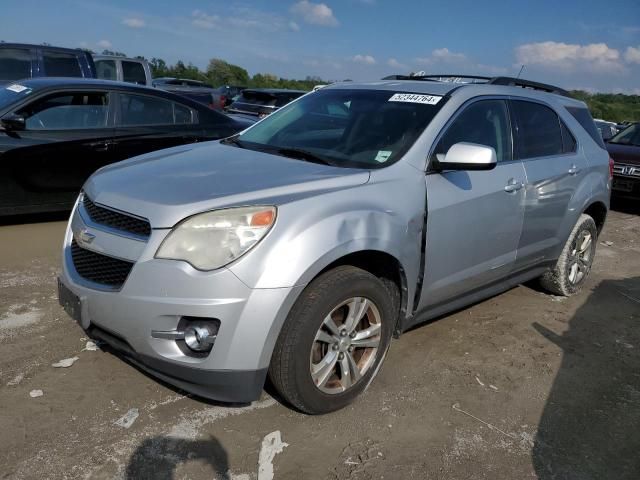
[504,178,523,193]
[88,141,110,152]
[568,164,580,175]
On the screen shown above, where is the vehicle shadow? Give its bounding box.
[0,210,70,226]
[610,197,639,215]
[532,276,640,479]
[125,435,230,479]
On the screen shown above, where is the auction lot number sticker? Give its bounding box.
[388,93,442,105]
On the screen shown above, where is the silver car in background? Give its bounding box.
[58,75,611,414]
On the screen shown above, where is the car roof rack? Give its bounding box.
[382,74,571,97]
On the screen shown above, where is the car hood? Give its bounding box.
[84,141,370,228]
[606,142,640,166]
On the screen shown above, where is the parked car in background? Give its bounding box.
[226,88,306,119]
[606,122,640,199]
[594,119,617,141]
[0,78,249,215]
[214,85,245,109]
[0,43,95,84]
[152,77,222,110]
[58,75,610,414]
[94,55,152,86]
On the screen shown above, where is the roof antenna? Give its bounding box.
[516,64,525,79]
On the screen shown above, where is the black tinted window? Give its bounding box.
[42,52,82,77]
[560,119,577,153]
[566,106,606,149]
[433,99,512,162]
[0,48,32,80]
[511,100,563,159]
[119,94,195,126]
[95,60,117,81]
[20,92,109,130]
[122,61,146,85]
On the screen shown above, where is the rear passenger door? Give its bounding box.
[509,99,586,270]
[111,92,204,159]
[420,99,527,308]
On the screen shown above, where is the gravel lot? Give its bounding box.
[1,202,639,480]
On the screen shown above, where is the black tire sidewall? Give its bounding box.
[288,268,394,414]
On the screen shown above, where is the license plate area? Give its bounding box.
[58,278,81,324]
[612,179,634,192]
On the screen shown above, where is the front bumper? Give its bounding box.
[59,205,302,403]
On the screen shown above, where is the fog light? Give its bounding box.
[184,325,216,352]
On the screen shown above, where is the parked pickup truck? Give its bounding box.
[0,43,95,84]
[94,55,152,86]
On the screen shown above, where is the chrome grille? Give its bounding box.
[612,163,640,178]
[82,195,151,237]
[70,240,134,288]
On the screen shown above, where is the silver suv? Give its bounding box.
[58,75,611,414]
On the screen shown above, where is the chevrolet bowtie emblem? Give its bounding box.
[79,229,95,244]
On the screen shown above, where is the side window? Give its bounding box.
[566,106,606,149]
[174,102,196,124]
[560,119,577,153]
[0,48,33,80]
[42,52,82,77]
[511,100,563,159]
[19,92,109,130]
[433,99,512,162]
[122,61,146,85]
[95,60,117,81]
[119,93,194,126]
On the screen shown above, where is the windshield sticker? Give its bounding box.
[388,93,442,105]
[6,84,28,93]
[375,150,392,163]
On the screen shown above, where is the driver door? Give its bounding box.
[5,90,116,209]
[418,99,527,309]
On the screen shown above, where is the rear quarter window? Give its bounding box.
[566,106,606,149]
[122,61,147,85]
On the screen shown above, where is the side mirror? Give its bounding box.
[435,142,497,171]
[1,113,26,131]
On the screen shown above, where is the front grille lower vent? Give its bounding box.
[71,240,134,288]
[82,195,151,237]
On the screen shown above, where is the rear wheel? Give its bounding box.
[539,214,597,296]
[269,266,395,414]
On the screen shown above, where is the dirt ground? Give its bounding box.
[1,202,639,480]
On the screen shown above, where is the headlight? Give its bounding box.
[155,206,276,271]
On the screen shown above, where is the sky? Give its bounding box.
[1,0,639,93]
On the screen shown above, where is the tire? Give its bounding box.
[539,214,598,296]
[269,266,396,414]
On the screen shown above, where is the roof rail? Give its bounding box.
[382,73,571,97]
[487,76,571,97]
[382,74,491,83]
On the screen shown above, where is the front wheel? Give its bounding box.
[269,266,396,414]
[539,214,598,296]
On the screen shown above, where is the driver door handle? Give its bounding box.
[568,164,580,175]
[504,178,523,193]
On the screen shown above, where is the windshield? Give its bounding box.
[609,123,640,147]
[0,83,35,110]
[234,88,446,168]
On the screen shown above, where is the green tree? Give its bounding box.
[206,58,249,86]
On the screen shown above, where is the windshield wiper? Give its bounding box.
[276,147,333,166]
[221,135,245,148]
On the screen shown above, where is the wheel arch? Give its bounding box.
[583,200,607,235]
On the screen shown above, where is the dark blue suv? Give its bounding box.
[0,43,96,84]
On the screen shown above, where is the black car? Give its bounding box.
[0,78,250,215]
[215,85,246,109]
[607,122,640,199]
[152,77,221,110]
[0,43,96,85]
[226,88,306,119]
